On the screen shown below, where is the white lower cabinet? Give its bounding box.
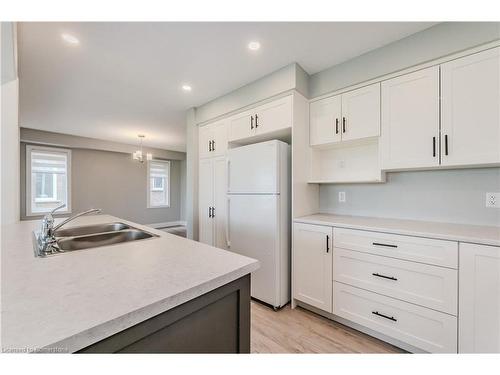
[334,248,458,315]
[293,223,333,313]
[459,243,500,353]
[293,222,462,353]
[334,282,458,353]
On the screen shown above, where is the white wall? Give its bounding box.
[1,22,20,225]
[185,108,198,239]
[320,168,500,227]
[309,22,500,98]
[195,63,309,124]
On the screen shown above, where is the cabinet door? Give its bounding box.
[441,47,500,167]
[459,243,500,353]
[213,156,227,250]
[198,158,214,245]
[198,124,213,159]
[310,95,342,146]
[255,95,292,135]
[341,83,380,142]
[228,110,255,142]
[293,223,333,313]
[211,120,228,157]
[380,67,440,169]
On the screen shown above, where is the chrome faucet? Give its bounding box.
[34,204,102,256]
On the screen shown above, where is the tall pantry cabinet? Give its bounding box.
[198,119,229,249]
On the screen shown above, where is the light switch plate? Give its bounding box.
[338,191,346,203]
[486,192,500,208]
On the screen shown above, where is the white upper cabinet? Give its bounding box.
[341,83,380,142]
[309,83,380,146]
[254,95,293,135]
[459,243,500,353]
[228,109,255,142]
[199,120,228,158]
[310,95,342,146]
[228,95,292,143]
[381,66,440,169]
[441,47,500,167]
[293,223,333,313]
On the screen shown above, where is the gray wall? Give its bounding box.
[319,168,500,226]
[20,142,183,224]
[310,22,500,98]
[20,128,185,161]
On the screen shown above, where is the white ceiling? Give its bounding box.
[18,22,436,151]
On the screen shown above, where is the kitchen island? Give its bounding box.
[1,215,259,353]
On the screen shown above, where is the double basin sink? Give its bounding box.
[52,222,158,253]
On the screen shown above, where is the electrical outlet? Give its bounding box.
[338,191,346,203]
[486,192,500,208]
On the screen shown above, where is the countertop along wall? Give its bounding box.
[20,131,185,225]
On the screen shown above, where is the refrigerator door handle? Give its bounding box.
[225,197,231,247]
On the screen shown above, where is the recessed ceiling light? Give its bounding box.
[248,41,261,51]
[182,84,192,92]
[61,33,80,45]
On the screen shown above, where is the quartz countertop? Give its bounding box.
[294,213,500,247]
[1,215,259,353]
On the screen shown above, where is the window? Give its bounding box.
[26,145,71,216]
[148,160,170,208]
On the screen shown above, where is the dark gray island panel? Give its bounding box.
[77,275,251,353]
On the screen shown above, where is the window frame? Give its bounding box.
[26,145,72,216]
[147,159,170,208]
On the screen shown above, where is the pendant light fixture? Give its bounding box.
[133,135,153,163]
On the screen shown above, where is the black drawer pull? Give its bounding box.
[372,311,397,322]
[372,273,398,281]
[432,136,436,157]
[326,235,330,253]
[342,117,346,133]
[255,114,259,128]
[445,134,449,155]
[250,116,254,130]
[335,118,339,134]
[372,242,397,248]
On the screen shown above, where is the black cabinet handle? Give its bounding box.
[445,134,449,156]
[335,118,339,134]
[212,140,215,151]
[255,114,259,128]
[432,136,436,157]
[372,242,398,248]
[372,311,397,322]
[250,116,254,130]
[372,273,398,281]
[208,207,212,218]
[208,140,212,152]
[326,235,330,253]
[342,117,346,133]
[212,207,215,218]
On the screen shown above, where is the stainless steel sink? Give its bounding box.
[56,229,156,251]
[55,222,130,237]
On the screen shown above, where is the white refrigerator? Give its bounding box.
[226,140,290,309]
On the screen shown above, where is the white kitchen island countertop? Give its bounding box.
[294,213,500,247]
[1,215,259,353]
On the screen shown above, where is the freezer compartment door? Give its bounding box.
[227,194,279,306]
[228,141,279,194]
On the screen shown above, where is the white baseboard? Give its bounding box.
[146,220,187,229]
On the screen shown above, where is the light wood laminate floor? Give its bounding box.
[251,301,405,353]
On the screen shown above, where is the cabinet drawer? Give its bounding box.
[334,282,457,353]
[333,228,458,268]
[334,248,457,315]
